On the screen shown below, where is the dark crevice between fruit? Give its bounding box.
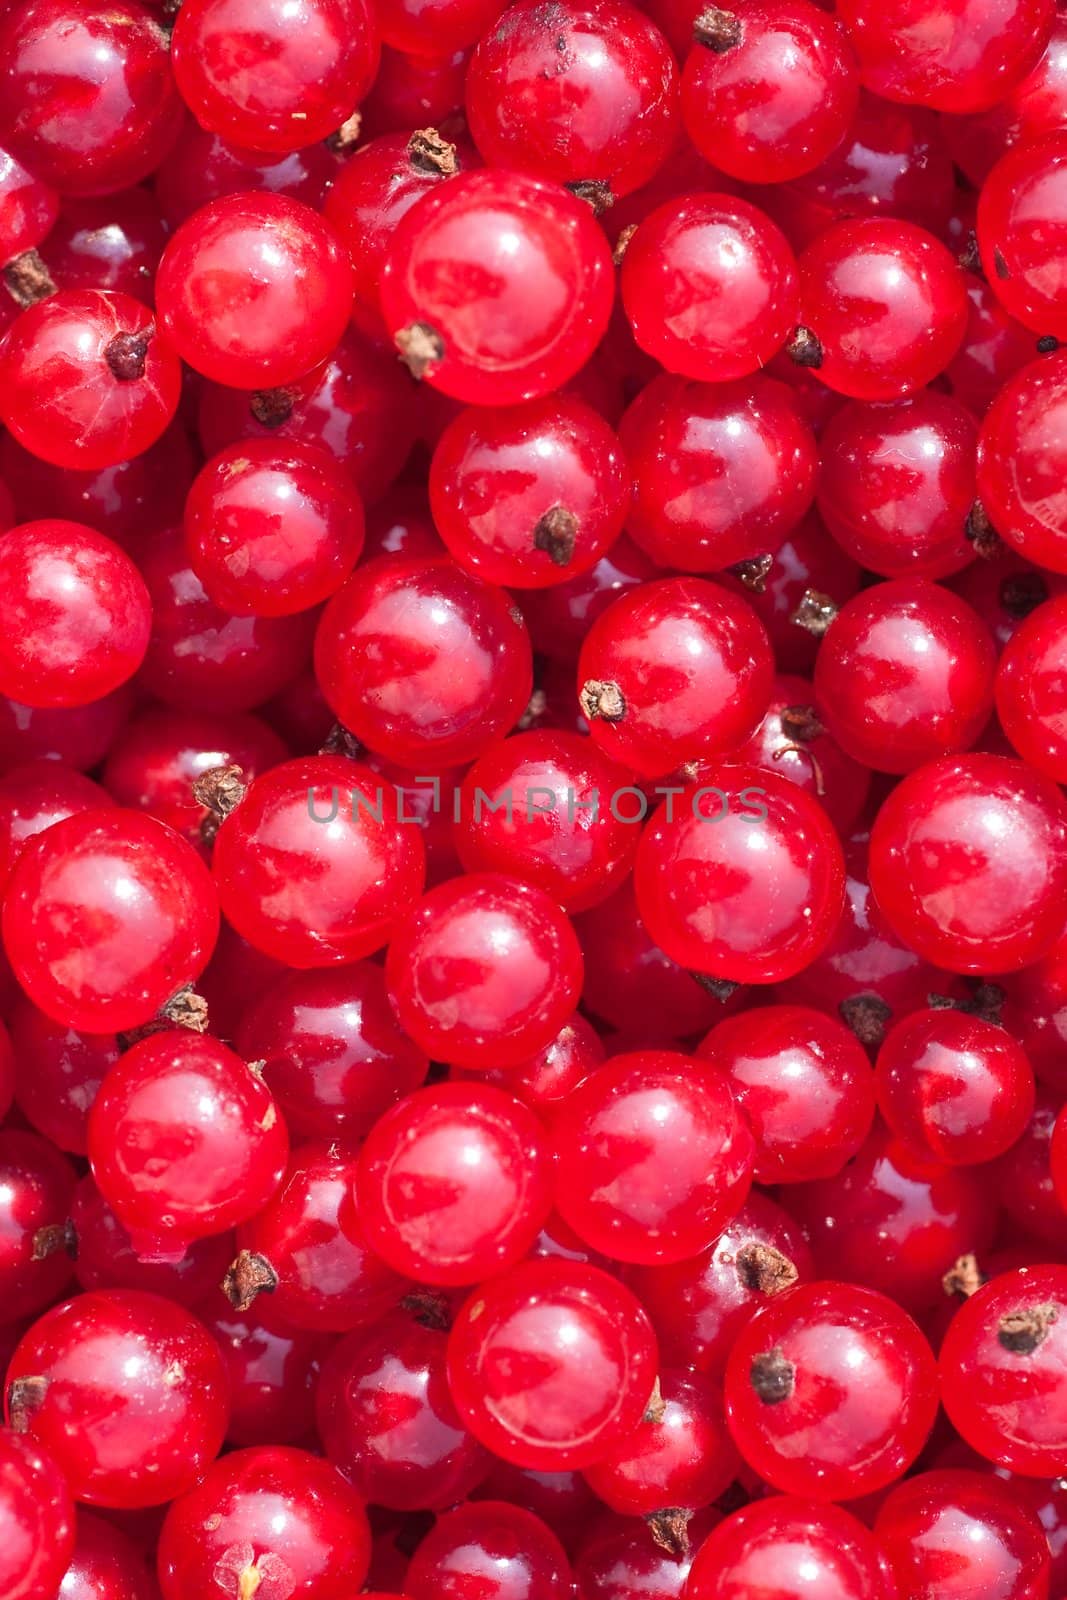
[396,321,445,380]
[786,325,823,369]
[401,1290,453,1331]
[4,248,56,309]
[194,762,248,845]
[320,722,365,759]
[736,1241,798,1297]
[326,111,363,154]
[643,1376,666,1425]
[534,505,578,567]
[693,5,742,49]
[222,1249,279,1312]
[579,678,626,722]
[927,982,1005,1026]
[613,224,637,266]
[790,588,838,637]
[646,1508,692,1558]
[518,687,548,731]
[1001,571,1049,619]
[958,231,983,277]
[566,179,614,214]
[7,1375,48,1433]
[408,127,458,177]
[750,1347,795,1404]
[250,386,299,428]
[31,1219,77,1262]
[1037,335,1060,354]
[729,553,773,593]
[839,993,892,1048]
[966,499,1001,559]
[106,329,152,383]
[691,973,741,1002]
[943,1252,985,1299]
[998,1304,1058,1354]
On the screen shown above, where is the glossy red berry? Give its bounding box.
[793,218,969,399]
[157,1446,372,1600]
[356,1082,553,1286]
[156,193,352,388]
[171,0,379,154]
[316,1307,491,1510]
[577,577,774,778]
[1,291,180,471]
[0,761,112,891]
[634,768,846,984]
[44,187,167,303]
[978,134,1067,338]
[70,1174,234,1307]
[979,353,1067,574]
[204,1300,330,1450]
[681,0,859,184]
[379,169,614,405]
[687,1496,895,1600]
[582,1367,739,1517]
[3,808,219,1033]
[0,1130,78,1322]
[724,1280,938,1499]
[939,1265,1067,1476]
[868,753,1067,973]
[53,1508,158,1600]
[0,521,150,708]
[405,1501,572,1600]
[997,594,1067,780]
[5,1288,229,1507]
[0,1430,75,1600]
[619,374,818,570]
[429,395,630,589]
[551,1050,754,1264]
[155,122,340,228]
[574,1507,719,1599]
[386,873,583,1069]
[447,1259,658,1470]
[315,556,533,769]
[0,146,58,268]
[875,1469,1051,1600]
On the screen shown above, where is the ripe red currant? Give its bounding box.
[0,1430,74,1600]
[687,1496,895,1600]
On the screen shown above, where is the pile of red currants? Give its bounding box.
[3,0,1067,1595]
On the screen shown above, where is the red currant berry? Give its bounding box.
[634,768,846,984]
[447,1259,658,1470]
[619,374,818,570]
[155,123,339,229]
[724,1280,938,1498]
[681,0,859,184]
[361,42,469,139]
[6,1288,229,1507]
[0,1130,78,1322]
[519,535,659,665]
[316,1306,491,1510]
[380,170,614,405]
[315,556,533,768]
[687,1496,895,1600]
[0,146,58,268]
[157,1446,371,1600]
[0,761,112,891]
[0,521,150,708]
[405,1501,572,1600]
[995,1088,1067,1253]
[0,684,134,774]
[156,193,352,388]
[978,134,1067,338]
[56,1507,159,1600]
[979,352,1067,574]
[387,873,583,1069]
[940,1265,1067,1476]
[875,1468,1051,1599]
[3,809,219,1033]
[947,273,1036,418]
[551,1050,755,1264]
[70,1174,234,1307]
[204,1300,330,1450]
[0,1430,74,1600]
[577,577,774,778]
[868,752,1067,973]
[45,188,167,302]
[171,0,379,154]
[997,594,1067,780]
[575,1508,720,1600]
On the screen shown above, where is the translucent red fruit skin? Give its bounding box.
[156,1446,372,1600]
[875,1468,1052,1599]
[700,1004,876,1184]
[944,12,1067,188]
[465,0,678,199]
[875,1007,1036,1166]
[0,521,150,709]
[212,756,425,968]
[356,1082,553,1286]
[88,1030,289,1257]
[0,0,184,196]
[997,594,1067,781]
[634,769,846,985]
[978,353,1067,574]
[868,753,1067,974]
[724,1280,938,1500]
[621,193,798,382]
[386,873,583,1069]
[5,1288,230,1508]
[0,144,58,267]
[404,1501,572,1600]
[316,1308,491,1510]
[0,761,112,891]
[0,1430,75,1600]
[3,809,219,1034]
[70,1174,235,1306]
[939,1265,1067,1476]
[687,1496,896,1600]
[979,135,1067,339]
[184,439,364,617]
[315,556,533,769]
[817,392,978,579]
[429,395,630,589]
[582,1367,739,1515]
[550,1050,754,1264]
[379,169,614,406]
[1,290,181,471]
[682,0,860,185]
[0,1130,78,1322]
[204,1300,330,1449]
[155,122,340,229]
[577,577,774,778]
[171,0,379,154]
[618,374,819,571]
[837,0,1054,113]
[795,219,969,400]
[156,192,353,388]
[45,187,168,303]
[447,1259,658,1471]
[53,1508,158,1600]
[236,961,429,1141]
